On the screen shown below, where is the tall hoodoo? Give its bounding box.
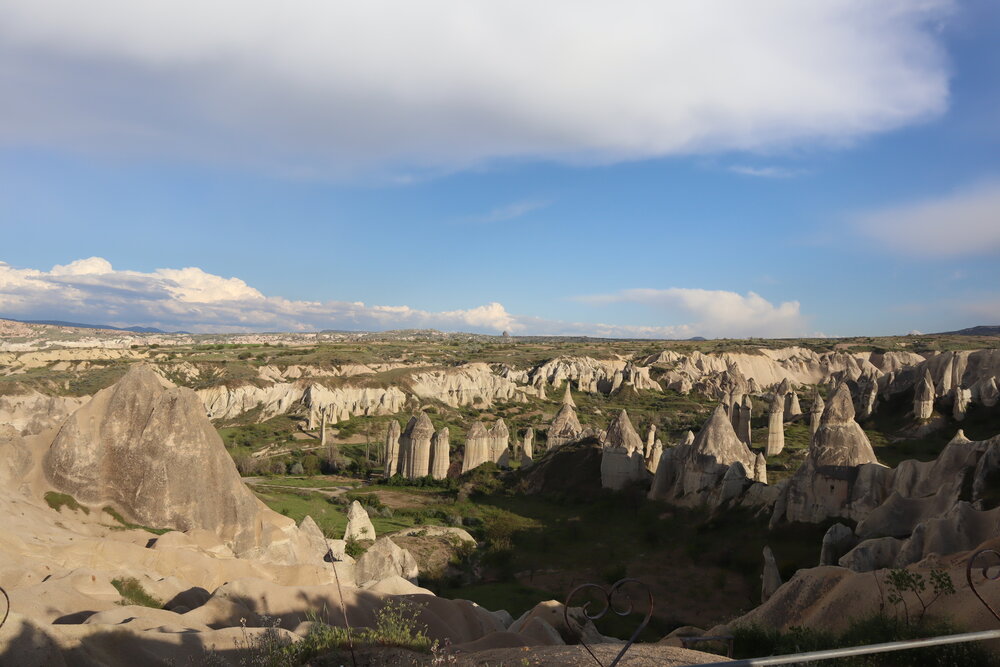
[645,424,657,456]
[462,420,491,473]
[429,427,450,479]
[562,381,576,407]
[737,395,752,446]
[548,402,583,449]
[401,412,435,478]
[384,420,401,478]
[766,392,785,457]
[913,370,935,420]
[982,377,999,408]
[809,391,825,435]
[488,418,510,463]
[785,389,802,418]
[320,406,328,448]
[603,410,643,453]
[953,386,971,422]
[809,383,878,468]
[522,427,534,459]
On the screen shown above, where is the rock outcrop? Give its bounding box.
[522,427,534,459]
[761,546,782,602]
[547,402,583,449]
[430,427,450,479]
[648,404,767,507]
[766,392,784,457]
[462,421,491,473]
[43,365,271,556]
[400,412,435,478]
[344,500,377,542]
[913,370,935,419]
[809,391,824,435]
[354,537,419,587]
[384,420,401,478]
[600,411,647,490]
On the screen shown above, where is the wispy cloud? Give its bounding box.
[855,180,1000,257]
[0,2,952,177]
[728,165,805,179]
[464,199,551,224]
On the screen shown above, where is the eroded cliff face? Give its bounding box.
[0,391,87,436]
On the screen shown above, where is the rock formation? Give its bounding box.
[913,370,935,419]
[771,384,881,527]
[809,391,824,435]
[737,395,752,446]
[647,439,663,473]
[462,421,491,473]
[981,376,999,407]
[354,537,419,587]
[562,381,576,407]
[761,546,782,602]
[648,404,767,507]
[766,392,785,457]
[645,424,656,456]
[399,412,435,478]
[488,419,510,464]
[429,427,450,479]
[785,389,802,418]
[953,386,971,421]
[384,420,401,478]
[547,402,583,449]
[680,430,695,446]
[522,427,534,459]
[344,500,377,542]
[43,364,269,555]
[600,410,647,490]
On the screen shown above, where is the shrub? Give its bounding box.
[44,491,89,515]
[111,577,162,608]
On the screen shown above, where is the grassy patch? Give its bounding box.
[44,491,90,515]
[111,577,162,608]
[102,506,171,535]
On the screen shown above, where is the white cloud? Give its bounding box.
[576,288,808,338]
[0,258,811,338]
[0,1,951,177]
[855,181,1000,257]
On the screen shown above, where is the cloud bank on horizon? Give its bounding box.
[0,258,810,339]
[0,1,951,178]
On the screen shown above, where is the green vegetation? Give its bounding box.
[111,577,162,608]
[44,491,89,515]
[101,506,171,535]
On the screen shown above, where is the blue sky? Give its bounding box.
[1,1,998,337]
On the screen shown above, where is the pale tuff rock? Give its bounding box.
[913,370,936,420]
[201,381,406,424]
[354,537,419,587]
[809,392,825,435]
[646,424,657,456]
[809,384,878,469]
[838,537,903,573]
[409,362,540,407]
[319,406,328,448]
[522,427,534,459]
[548,402,583,449]
[462,421,491,473]
[953,387,971,421]
[43,364,269,556]
[761,546,782,603]
[770,385,882,527]
[0,425,32,490]
[766,392,785,457]
[680,430,695,446]
[430,427,450,480]
[488,418,510,463]
[819,523,857,566]
[857,372,879,419]
[530,356,660,395]
[980,377,999,407]
[384,420,401,478]
[648,404,765,507]
[647,439,663,473]
[737,395,752,446]
[0,392,88,436]
[399,412,434,478]
[603,410,644,454]
[344,500,376,542]
[785,390,802,418]
[600,445,647,490]
[562,381,576,407]
[753,452,768,485]
[600,411,648,489]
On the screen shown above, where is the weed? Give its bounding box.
[44,491,89,515]
[111,577,162,608]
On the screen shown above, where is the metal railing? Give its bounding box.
[564,547,1000,666]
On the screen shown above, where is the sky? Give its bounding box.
[1,0,999,338]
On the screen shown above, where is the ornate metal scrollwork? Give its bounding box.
[966,547,1000,624]
[563,578,653,667]
[0,585,9,632]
